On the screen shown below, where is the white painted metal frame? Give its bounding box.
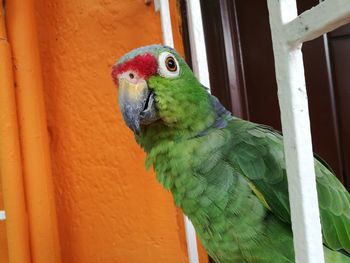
[267,1,350,263]
[0,210,5,221]
[185,0,210,90]
[156,1,200,262]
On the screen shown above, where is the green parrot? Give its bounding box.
[112,45,350,263]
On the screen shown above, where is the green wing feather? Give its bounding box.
[226,118,350,254]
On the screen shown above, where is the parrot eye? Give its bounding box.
[158,51,180,78]
[165,57,177,72]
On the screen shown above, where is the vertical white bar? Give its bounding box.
[185,0,210,90]
[267,1,325,263]
[158,1,200,263]
[184,215,200,263]
[153,0,160,12]
[183,2,212,261]
[0,210,5,221]
[159,0,174,47]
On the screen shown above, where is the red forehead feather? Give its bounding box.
[112,53,158,82]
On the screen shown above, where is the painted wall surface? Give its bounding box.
[30,0,191,262]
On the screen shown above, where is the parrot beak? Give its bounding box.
[118,78,159,135]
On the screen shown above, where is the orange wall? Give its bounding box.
[32,0,188,262]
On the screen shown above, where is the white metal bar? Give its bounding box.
[0,210,5,221]
[184,215,200,263]
[158,1,200,263]
[267,0,339,262]
[185,0,210,89]
[284,0,350,46]
[154,0,160,12]
[285,0,350,46]
[159,0,173,47]
[183,2,211,262]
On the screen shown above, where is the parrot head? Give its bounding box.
[112,45,215,136]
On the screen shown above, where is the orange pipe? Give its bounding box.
[5,1,62,262]
[0,5,31,263]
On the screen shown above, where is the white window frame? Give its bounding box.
[0,210,5,221]
[267,1,350,262]
[156,0,201,262]
[155,0,350,262]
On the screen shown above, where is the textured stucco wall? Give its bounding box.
[32,0,189,262]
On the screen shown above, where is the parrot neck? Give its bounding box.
[136,117,214,154]
[136,93,233,156]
